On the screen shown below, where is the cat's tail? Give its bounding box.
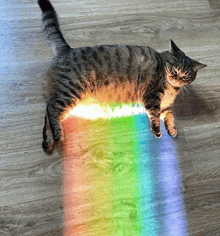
[38,0,70,56]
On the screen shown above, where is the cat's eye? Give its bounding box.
[182,76,188,81]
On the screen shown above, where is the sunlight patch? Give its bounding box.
[68,98,147,119]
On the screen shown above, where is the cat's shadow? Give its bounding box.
[173,85,215,118]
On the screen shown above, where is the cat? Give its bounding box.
[38,0,206,154]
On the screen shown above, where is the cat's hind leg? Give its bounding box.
[42,113,54,153]
[42,100,64,153]
[161,109,177,137]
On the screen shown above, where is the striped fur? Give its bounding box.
[38,0,207,153]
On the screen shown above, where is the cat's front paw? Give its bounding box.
[167,127,177,137]
[154,132,162,138]
[152,127,162,138]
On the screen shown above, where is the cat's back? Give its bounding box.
[67,44,159,77]
[44,44,160,103]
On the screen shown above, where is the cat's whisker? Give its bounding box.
[181,86,191,99]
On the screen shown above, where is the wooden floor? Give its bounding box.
[1,0,220,235]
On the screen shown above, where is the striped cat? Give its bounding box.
[38,0,206,154]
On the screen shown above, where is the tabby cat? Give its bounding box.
[38,0,206,154]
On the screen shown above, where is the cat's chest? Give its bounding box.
[160,84,179,111]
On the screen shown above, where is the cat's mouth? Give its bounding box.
[167,76,188,88]
[165,68,191,88]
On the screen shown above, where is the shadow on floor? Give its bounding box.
[174,85,215,118]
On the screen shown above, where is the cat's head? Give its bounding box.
[164,40,207,88]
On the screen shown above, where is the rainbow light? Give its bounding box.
[62,102,188,235]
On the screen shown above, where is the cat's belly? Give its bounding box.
[82,81,144,103]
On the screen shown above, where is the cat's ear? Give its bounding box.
[171,40,182,55]
[192,59,207,71]
[165,52,175,66]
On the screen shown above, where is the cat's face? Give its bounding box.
[165,40,206,88]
